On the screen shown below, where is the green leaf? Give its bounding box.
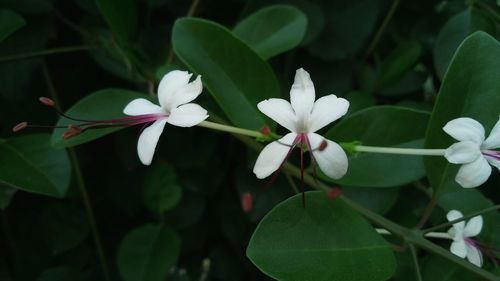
[425,32,500,196]
[233,5,307,59]
[0,9,25,42]
[422,256,477,281]
[377,40,422,89]
[247,191,396,281]
[117,224,181,281]
[0,134,71,197]
[51,89,147,148]
[95,0,137,43]
[0,185,16,209]
[172,17,280,130]
[325,106,430,187]
[143,162,182,215]
[433,8,497,80]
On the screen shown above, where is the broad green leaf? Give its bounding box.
[325,106,430,187]
[377,40,422,89]
[342,186,399,214]
[422,256,477,281]
[247,191,396,281]
[0,134,70,197]
[172,18,280,130]
[96,0,137,43]
[425,32,500,196]
[51,89,147,148]
[233,5,307,59]
[0,185,16,209]
[143,162,182,215]
[0,9,25,42]
[433,8,497,80]
[117,224,181,281]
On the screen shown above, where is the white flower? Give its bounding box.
[253,68,349,180]
[446,210,483,267]
[443,117,500,188]
[123,70,208,165]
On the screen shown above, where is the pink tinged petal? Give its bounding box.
[253,133,298,179]
[166,103,208,127]
[308,133,348,179]
[308,95,349,132]
[123,98,165,116]
[482,117,500,149]
[466,244,483,267]
[257,98,297,132]
[455,156,492,188]
[157,70,192,110]
[447,210,465,235]
[290,68,315,120]
[444,141,481,164]
[450,240,467,258]
[463,216,483,237]
[443,117,485,144]
[137,119,168,165]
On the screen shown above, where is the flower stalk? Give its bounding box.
[354,145,446,156]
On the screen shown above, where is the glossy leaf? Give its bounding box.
[143,162,182,215]
[0,9,25,42]
[172,18,280,130]
[425,32,500,196]
[51,89,146,148]
[117,224,181,281]
[95,0,136,43]
[0,134,70,197]
[247,191,396,281]
[378,40,422,89]
[325,106,430,187]
[233,5,307,59]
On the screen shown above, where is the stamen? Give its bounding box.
[326,187,342,200]
[12,122,28,132]
[39,96,55,107]
[483,151,500,161]
[62,125,83,140]
[241,192,253,213]
[318,140,328,151]
[260,126,271,135]
[299,135,305,208]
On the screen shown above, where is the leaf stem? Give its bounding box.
[355,145,446,156]
[0,45,93,63]
[423,204,500,233]
[197,120,265,138]
[409,244,423,281]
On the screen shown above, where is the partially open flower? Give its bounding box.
[447,210,483,267]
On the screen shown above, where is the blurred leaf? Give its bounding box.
[379,71,426,96]
[0,0,52,14]
[96,0,137,43]
[342,186,399,214]
[143,162,182,215]
[0,9,25,42]
[0,134,71,197]
[164,191,205,229]
[433,8,497,80]
[117,224,181,281]
[0,185,16,209]
[422,256,477,281]
[377,40,423,90]
[233,5,307,59]
[344,91,376,116]
[425,32,500,196]
[325,106,430,187]
[247,191,396,281]
[51,89,146,148]
[172,18,280,130]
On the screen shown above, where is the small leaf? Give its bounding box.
[143,162,182,215]
[233,5,307,59]
[0,9,25,42]
[247,191,396,281]
[96,0,137,43]
[117,224,181,281]
[50,89,147,148]
[172,18,280,130]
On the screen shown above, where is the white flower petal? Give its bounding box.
[253,133,298,179]
[308,133,348,179]
[444,141,481,164]
[463,216,483,237]
[308,95,349,132]
[290,68,315,120]
[484,155,500,171]
[167,103,208,127]
[257,98,297,132]
[447,210,465,233]
[482,117,500,149]
[466,244,483,267]
[450,240,467,258]
[137,119,167,165]
[123,98,164,116]
[455,156,492,188]
[443,117,485,144]
[157,70,192,110]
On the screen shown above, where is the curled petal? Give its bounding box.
[450,240,467,258]
[308,95,349,132]
[257,98,297,132]
[308,133,348,179]
[123,98,164,116]
[290,68,315,120]
[463,216,483,237]
[253,133,298,179]
[444,141,481,164]
[167,103,208,127]
[443,117,485,144]
[466,244,483,267]
[482,117,500,149]
[158,70,197,110]
[137,119,168,165]
[455,156,492,188]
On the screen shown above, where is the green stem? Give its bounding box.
[377,228,451,239]
[0,46,93,63]
[197,121,266,139]
[364,0,401,57]
[416,194,439,228]
[423,204,500,233]
[355,145,446,156]
[409,244,423,281]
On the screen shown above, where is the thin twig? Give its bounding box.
[0,46,93,63]
[410,244,423,281]
[423,204,500,233]
[364,0,401,58]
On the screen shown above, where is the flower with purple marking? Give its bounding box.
[446,210,483,267]
[443,117,500,188]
